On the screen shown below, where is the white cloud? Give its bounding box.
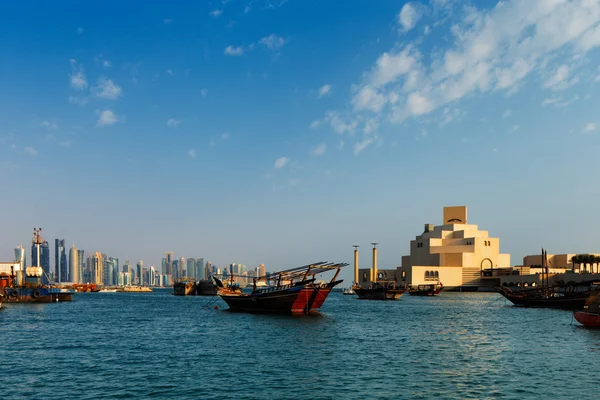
[210,9,223,18]
[310,143,327,156]
[224,45,245,56]
[201,88,208,97]
[93,78,122,99]
[96,110,120,127]
[583,123,597,133]
[309,120,321,129]
[274,157,289,168]
[221,132,230,140]
[24,147,37,156]
[324,111,357,134]
[167,118,181,127]
[69,95,88,106]
[41,121,58,129]
[188,149,196,158]
[508,124,519,133]
[244,5,252,14]
[354,138,373,155]
[318,84,332,98]
[166,69,174,76]
[103,60,111,68]
[541,95,579,108]
[259,34,286,51]
[331,0,600,130]
[69,60,87,90]
[502,109,512,119]
[77,27,84,34]
[398,3,421,32]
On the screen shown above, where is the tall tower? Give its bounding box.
[371,242,378,282]
[136,260,144,285]
[55,239,67,283]
[187,258,195,279]
[179,257,186,276]
[15,245,26,272]
[78,249,85,283]
[69,244,79,284]
[92,252,104,285]
[165,252,173,276]
[195,258,205,280]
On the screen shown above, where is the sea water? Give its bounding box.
[1,290,599,399]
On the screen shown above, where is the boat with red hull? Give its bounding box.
[574,285,600,328]
[216,262,347,314]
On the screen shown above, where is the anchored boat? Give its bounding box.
[173,278,197,296]
[408,282,444,296]
[215,262,346,314]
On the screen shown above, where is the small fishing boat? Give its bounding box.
[408,282,443,296]
[574,285,600,328]
[173,278,197,296]
[196,279,218,296]
[342,287,355,295]
[216,262,346,314]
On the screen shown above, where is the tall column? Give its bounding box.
[353,245,359,285]
[371,242,378,282]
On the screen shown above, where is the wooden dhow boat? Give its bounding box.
[497,249,597,310]
[408,282,444,296]
[215,262,347,314]
[353,281,405,300]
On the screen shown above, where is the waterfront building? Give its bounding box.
[92,252,104,285]
[195,258,205,280]
[179,257,186,277]
[522,253,600,273]
[186,258,195,279]
[55,239,67,283]
[258,263,266,278]
[395,206,511,290]
[172,259,179,280]
[69,244,79,284]
[150,266,156,286]
[136,261,144,285]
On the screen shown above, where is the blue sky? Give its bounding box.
[1,0,600,282]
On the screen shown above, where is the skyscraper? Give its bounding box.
[55,239,67,282]
[14,245,26,272]
[69,244,79,284]
[195,258,205,280]
[179,257,186,277]
[92,252,104,285]
[78,249,85,283]
[172,259,179,280]
[164,252,173,276]
[136,260,144,285]
[186,258,195,279]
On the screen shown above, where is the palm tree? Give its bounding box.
[570,255,580,273]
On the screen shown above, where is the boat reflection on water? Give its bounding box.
[215,262,347,315]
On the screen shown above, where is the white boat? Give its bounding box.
[342,287,355,295]
[99,289,118,293]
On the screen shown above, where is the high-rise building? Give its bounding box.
[15,245,26,270]
[165,252,173,276]
[55,239,67,282]
[92,252,104,285]
[69,244,79,283]
[195,258,205,280]
[150,266,156,286]
[205,261,213,278]
[136,260,144,285]
[179,257,186,276]
[32,241,51,283]
[186,258,195,278]
[172,259,179,280]
[258,263,266,278]
[105,257,116,286]
[78,250,85,283]
[122,260,130,274]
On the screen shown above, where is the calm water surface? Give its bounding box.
[1,290,599,399]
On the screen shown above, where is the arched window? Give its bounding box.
[531,282,537,287]
[363,272,367,281]
[434,271,439,280]
[523,282,529,287]
[401,271,406,281]
[508,282,514,287]
[425,271,430,281]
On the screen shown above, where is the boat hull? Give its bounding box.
[173,281,196,296]
[1,287,72,303]
[353,286,405,300]
[574,311,600,327]
[498,289,588,309]
[220,286,304,314]
[294,279,343,314]
[196,280,218,296]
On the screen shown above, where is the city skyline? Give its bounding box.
[2,0,600,286]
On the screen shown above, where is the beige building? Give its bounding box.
[396,206,510,289]
[523,253,600,272]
